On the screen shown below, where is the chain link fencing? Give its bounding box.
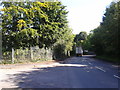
[1,46,53,64]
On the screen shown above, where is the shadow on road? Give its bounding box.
[2,56,118,88]
[4,65,86,88]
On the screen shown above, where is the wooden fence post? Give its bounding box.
[0,18,2,62]
[12,48,14,63]
[30,47,33,60]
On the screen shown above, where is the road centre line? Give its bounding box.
[114,75,120,79]
[95,66,106,72]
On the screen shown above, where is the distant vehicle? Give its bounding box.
[76,47,83,57]
[84,50,88,55]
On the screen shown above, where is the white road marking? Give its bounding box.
[95,66,106,72]
[114,75,120,79]
[34,63,87,68]
[88,62,92,65]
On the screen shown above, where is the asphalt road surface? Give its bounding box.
[0,55,120,88]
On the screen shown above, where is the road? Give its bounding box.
[0,55,119,88]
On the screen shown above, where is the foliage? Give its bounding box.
[89,1,119,57]
[81,33,93,51]
[53,27,74,59]
[74,31,87,47]
[1,1,70,52]
[1,1,74,61]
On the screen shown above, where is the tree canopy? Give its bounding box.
[88,1,119,57]
[1,1,73,52]
[74,31,87,47]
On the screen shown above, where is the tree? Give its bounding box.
[81,33,93,51]
[89,1,119,57]
[53,26,74,59]
[74,31,87,47]
[1,1,69,52]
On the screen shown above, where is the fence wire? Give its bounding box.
[2,46,53,63]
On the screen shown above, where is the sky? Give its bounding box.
[60,0,113,34]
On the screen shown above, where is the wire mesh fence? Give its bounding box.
[2,46,53,63]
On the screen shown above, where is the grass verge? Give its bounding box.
[95,55,119,64]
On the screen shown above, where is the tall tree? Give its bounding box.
[1,1,69,52]
[89,1,119,56]
[74,31,87,47]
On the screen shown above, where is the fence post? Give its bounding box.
[30,47,33,60]
[0,18,2,62]
[12,48,14,63]
[68,51,70,56]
